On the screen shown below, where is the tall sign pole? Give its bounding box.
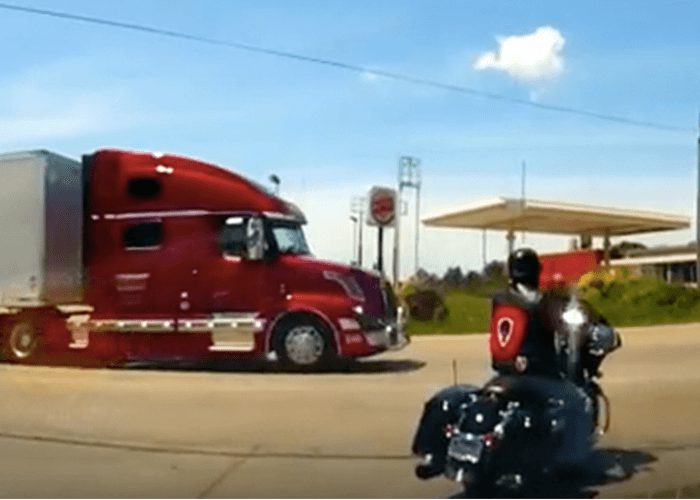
[377,226,384,273]
[367,187,397,278]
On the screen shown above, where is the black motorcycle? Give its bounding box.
[411,295,621,495]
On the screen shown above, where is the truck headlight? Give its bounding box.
[352,306,384,331]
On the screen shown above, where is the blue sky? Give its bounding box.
[1,1,698,276]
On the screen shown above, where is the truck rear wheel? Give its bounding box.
[3,319,40,362]
[273,315,335,370]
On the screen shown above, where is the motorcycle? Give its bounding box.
[411,293,621,494]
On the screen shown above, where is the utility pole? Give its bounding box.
[351,196,366,267]
[396,156,422,284]
[415,173,421,272]
[696,114,700,287]
[521,160,526,245]
[350,215,358,264]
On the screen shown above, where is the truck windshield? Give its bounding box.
[271,222,310,255]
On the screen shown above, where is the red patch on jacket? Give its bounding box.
[489,303,528,363]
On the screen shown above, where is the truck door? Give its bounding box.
[182,215,270,352]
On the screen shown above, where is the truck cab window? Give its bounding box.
[127,178,162,199]
[219,217,248,258]
[123,222,163,249]
[271,221,310,255]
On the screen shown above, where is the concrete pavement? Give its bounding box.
[0,323,697,497]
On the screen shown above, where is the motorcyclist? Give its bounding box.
[488,247,596,472]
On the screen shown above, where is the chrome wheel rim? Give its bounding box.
[10,323,37,359]
[284,325,324,366]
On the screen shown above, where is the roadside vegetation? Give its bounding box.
[400,261,506,335]
[402,261,700,335]
[578,270,700,327]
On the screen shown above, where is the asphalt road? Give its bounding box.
[0,323,698,498]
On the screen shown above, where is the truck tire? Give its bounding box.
[3,319,40,362]
[273,315,335,370]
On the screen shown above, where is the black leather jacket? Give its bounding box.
[491,285,613,379]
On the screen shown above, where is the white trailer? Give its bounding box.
[0,150,84,307]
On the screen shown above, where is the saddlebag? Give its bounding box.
[411,384,479,478]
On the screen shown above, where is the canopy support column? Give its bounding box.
[506,229,515,256]
[603,230,611,269]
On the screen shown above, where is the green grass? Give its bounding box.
[406,279,700,335]
[406,290,490,335]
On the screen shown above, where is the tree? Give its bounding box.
[609,241,647,259]
[413,267,441,288]
[482,260,506,280]
[464,270,482,286]
[442,266,465,287]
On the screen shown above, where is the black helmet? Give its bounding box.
[508,247,541,289]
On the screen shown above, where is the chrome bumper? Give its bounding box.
[365,327,409,350]
[364,307,409,351]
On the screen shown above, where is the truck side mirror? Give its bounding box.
[246,217,265,261]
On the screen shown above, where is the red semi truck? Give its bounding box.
[0,149,407,369]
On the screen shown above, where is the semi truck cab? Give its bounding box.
[0,149,407,369]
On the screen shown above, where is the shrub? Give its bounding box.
[578,269,621,291]
[578,273,700,327]
[615,278,655,304]
[398,277,449,322]
[403,289,448,321]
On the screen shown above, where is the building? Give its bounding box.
[611,243,698,285]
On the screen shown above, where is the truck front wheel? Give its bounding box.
[3,319,40,362]
[273,315,335,370]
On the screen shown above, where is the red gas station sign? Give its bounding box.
[367,186,396,227]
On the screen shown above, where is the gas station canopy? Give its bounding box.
[422,197,690,237]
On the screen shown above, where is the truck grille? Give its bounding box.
[381,281,398,320]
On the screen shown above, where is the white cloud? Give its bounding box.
[474,26,565,82]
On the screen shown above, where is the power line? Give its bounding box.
[0,1,693,134]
